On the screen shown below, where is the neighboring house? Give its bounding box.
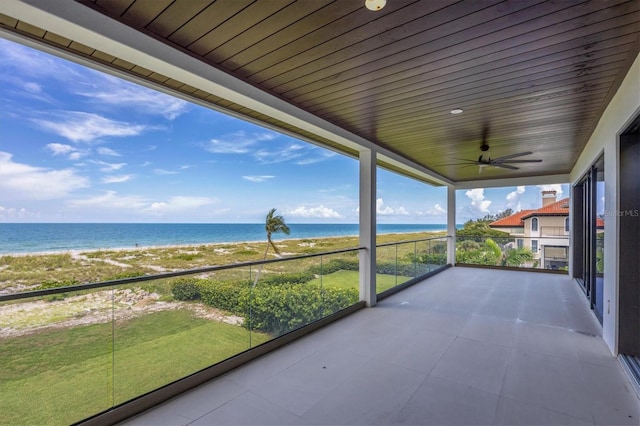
[490,190,604,270]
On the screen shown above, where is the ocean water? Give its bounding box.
[0,223,455,255]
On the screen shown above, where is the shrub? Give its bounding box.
[245,284,358,336]
[308,258,359,275]
[259,272,314,286]
[190,278,359,336]
[171,278,205,301]
[36,279,80,290]
[235,249,259,256]
[172,253,201,261]
[199,280,251,314]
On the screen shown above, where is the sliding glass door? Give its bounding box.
[573,155,604,324]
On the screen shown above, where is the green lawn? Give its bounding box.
[310,270,411,294]
[0,267,417,425]
[0,309,269,426]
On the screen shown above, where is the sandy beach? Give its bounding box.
[0,231,446,295]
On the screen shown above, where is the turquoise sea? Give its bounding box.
[0,223,457,255]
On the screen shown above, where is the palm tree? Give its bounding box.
[253,208,290,286]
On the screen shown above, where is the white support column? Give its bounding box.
[447,186,456,265]
[359,149,377,307]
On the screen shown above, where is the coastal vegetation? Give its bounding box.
[455,213,535,268]
[0,231,446,425]
[0,231,443,293]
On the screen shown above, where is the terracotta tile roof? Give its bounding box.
[521,198,570,218]
[596,218,605,228]
[489,209,534,227]
[490,197,571,228]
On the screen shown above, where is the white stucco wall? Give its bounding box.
[570,52,640,354]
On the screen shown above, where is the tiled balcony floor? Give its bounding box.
[123,267,640,425]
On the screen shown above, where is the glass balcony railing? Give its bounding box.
[0,247,362,425]
[0,238,452,425]
[455,235,569,271]
[375,236,449,294]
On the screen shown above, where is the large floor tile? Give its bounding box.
[493,396,594,425]
[458,315,517,347]
[430,337,510,395]
[191,391,302,425]
[515,322,581,360]
[394,376,499,425]
[122,268,640,426]
[301,358,426,425]
[374,326,455,373]
[502,350,594,422]
[582,361,640,425]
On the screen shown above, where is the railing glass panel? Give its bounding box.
[375,236,449,294]
[455,235,569,271]
[0,240,457,424]
[0,287,115,425]
[0,247,362,425]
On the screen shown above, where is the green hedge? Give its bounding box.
[260,272,315,285]
[170,277,358,335]
[200,280,251,314]
[308,259,359,275]
[170,278,205,301]
[245,284,358,335]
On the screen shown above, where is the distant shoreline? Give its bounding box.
[0,223,454,256]
[0,230,446,258]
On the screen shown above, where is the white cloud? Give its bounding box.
[465,188,492,214]
[506,185,526,210]
[536,184,563,196]
[33,111,146,143]
[418,203,447,216]
[254,143,305,164]
[0,205,39,219]
[295,150,337,165]
[68,151,85,160]
[288,205,343,219]
[47,143,88,160]
[0,151,88,200]
[102,175,132,184]
[23,82,42,93]
[242,175,274,183]
[376,198,410,216]
[68,190,147,210]
[97,147,121,156]
[204,131,277,154]
[90,160,127,173]
[0,38,81,80]
[141,196,217,215]
[78,75,188,120]
[47,143,75,156]
[154,168,179,175]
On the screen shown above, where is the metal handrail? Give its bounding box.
[0,246,364,302]
[455,235,569,240]
[375,235,448,248]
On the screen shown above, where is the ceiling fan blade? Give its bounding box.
[490,163,519,170]
[436,162,479,167]
[491,151,533,161]
[494,159,542,164]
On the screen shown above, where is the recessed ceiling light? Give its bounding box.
[365,0,386,11]
[450,108,464,114]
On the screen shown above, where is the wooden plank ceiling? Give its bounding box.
[5,0,640,183]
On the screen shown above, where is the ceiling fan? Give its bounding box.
[440,128,542,172]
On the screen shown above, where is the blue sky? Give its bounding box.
[0,38,569,224]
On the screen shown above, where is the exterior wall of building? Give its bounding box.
[570,51,640,354]
[520,216,570,268]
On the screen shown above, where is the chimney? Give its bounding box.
[542,190,557,206]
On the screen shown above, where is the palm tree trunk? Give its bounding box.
[253,240,270,287]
